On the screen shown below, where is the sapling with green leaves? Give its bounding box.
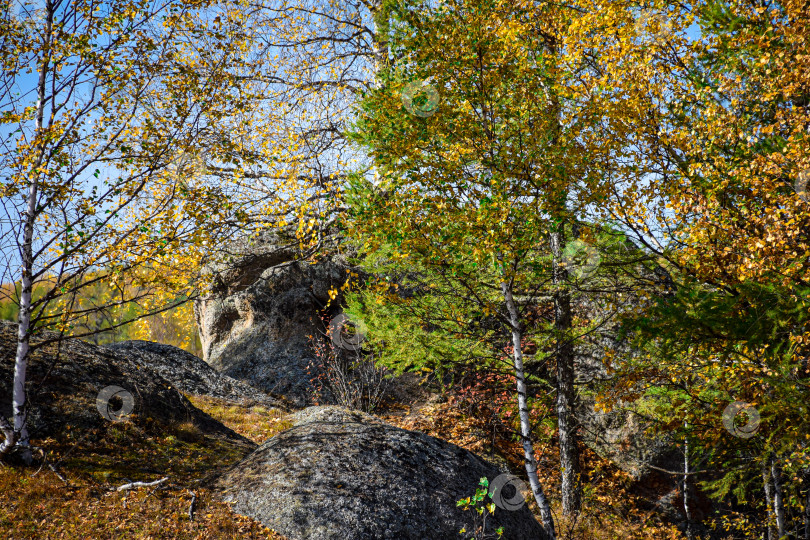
[457,477,504,540]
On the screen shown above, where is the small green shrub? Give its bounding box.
[457,477,504,539]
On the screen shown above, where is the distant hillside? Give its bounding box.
[0,278,201,355]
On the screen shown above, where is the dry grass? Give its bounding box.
[0,410,288,539]
[0,385,686,539]
[0,469,282,539]
[186,395,293,444]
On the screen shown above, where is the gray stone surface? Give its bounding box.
[195,232,680,479]
[194,232,352,406]
[106,340,287,409]
[0,321,253,448]
[572,292,680,481]
[214,406,547,540]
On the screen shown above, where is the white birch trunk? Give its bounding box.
[0,413,15,454]
[771,459,786,539]
[683,427,695,540]
[501,279,556,540]
[369,0,389,77]
[0,1,52,461]
[764,461,776,540]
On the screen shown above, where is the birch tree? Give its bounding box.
[597,0,810,534]
[0,0,270,459]
[347,0,650,533]
[229,0,389,226]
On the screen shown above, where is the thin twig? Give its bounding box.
[188,490,197,521]
[114,476,169,492]
[47,461,69,484]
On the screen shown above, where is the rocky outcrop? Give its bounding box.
[106,340,287,409]
[577,392,677,480]
[194,231,679,466]
[214,406,547,540]
[194,232,353,406]
[570,283,688,528]
[194,231,686,526]
[0,321,253,449]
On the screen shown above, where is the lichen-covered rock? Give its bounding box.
[194,232,352,406]
[0,321,252,449]
[106,340,288,409]
[213,406,547,540]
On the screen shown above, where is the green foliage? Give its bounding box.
[613,272,810,525]
[0,276,201,353]
[0,281,52,324]
[342,241,505,384]
[456,477,504,539]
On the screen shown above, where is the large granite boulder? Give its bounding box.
[194,232,352,406]
[106,340,287,409]
[213,406,547,540]
[0,321,253,450]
